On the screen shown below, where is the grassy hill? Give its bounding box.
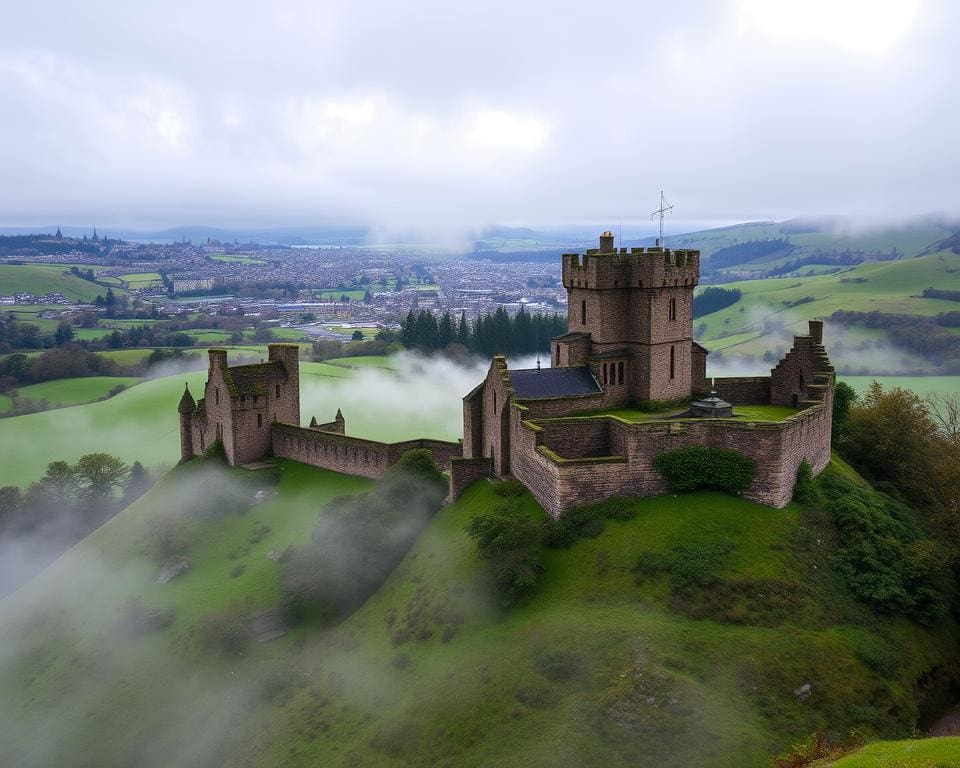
[0,263,115,302]
[1,457,956,767]
[824,736,960,766]
[694,249,960,368]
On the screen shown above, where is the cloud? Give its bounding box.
[0,0,958,233]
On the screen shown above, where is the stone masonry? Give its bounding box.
[452,234,836,516]
[178,344,461,476]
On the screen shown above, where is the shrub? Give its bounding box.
[634,541,736,590]
[793,460,819,504]
[545,497,637,548]
[493,480,527,498]
[197,604,249,655]
[855,636,900,678]
[467,503,544,606]
[822,472,953,624]
[654,446,755,494]
[201,439,227,463]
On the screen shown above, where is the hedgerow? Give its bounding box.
[654,446,755,494]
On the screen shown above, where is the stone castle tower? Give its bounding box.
[178,344,300,465]
[551,231,704,403]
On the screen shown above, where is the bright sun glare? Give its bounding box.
[740,0,921,54]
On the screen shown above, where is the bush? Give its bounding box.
[467,503,544,606]
[545,498,637,548]
[654,446,755,494]
[197,604,249,655]
[634,541,736,590]
[793,460,820,504]
[493,480,527,498]
[821,472,954,624]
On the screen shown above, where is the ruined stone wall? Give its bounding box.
[478,358,513,475]
[462,383,484,458]
[271,424,461,479]
[450,457,493,500]
[203,352,237,463]
[513,400,833,517]
[708,377,772,404]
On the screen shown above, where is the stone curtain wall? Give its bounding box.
[450,457,494,499]
[509,402,833,517]
[272,423,461,479]
[707,377,772,404]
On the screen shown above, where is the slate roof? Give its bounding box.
[588,347,629,360]
[692,341,710,354]
[510,366,601,399]
[178,384,196,413]
[552,331,591,341]
[223,362,287,397]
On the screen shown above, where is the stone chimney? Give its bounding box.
[599,231,615,253]
[808,320,823,344]
[208,348,228,370]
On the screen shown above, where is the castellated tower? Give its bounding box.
[552,232,701,403]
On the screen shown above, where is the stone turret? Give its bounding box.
[178,383,196,461]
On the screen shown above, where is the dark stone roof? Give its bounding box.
[552,331,590,341]
[224,362,287,397]
[692,341,710,354]
[178,383,196,414]
[510,366,601,399]
[588,348,629,360]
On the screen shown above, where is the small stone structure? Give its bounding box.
[178,344,461,477]
[452,233,835,516]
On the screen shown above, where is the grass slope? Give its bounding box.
[0,461,957,767]
[826,737,960,767]
[696,249,960,360]
[0,264,115,302]
[14,376,140,406]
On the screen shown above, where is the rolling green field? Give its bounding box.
[0,354,461,488]
[209,253,268,265]
[324,355,396,369]
[1,462,956,767]
[13,376,140,407]
[0,393,11,413]
[696,249,960,361]
[0,264,114,302]
[826,737,960,767]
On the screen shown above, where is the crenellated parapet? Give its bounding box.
[562,247,700,291]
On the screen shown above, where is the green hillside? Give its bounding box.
[825,736,960,767]
[13,375,140,407]
[1,458,956,767]
[0,263,115,302]
[696,249,960,364]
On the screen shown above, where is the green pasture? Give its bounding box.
[209,253,268,265]
[324,355,395,369]
[0,393,11,413]
[0,264,113,302]
[827,737,960,767]
[72,327,114,340]
[12,376,140,408]
[327,324,378,338]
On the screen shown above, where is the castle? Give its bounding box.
[177,232,835,516]
[449,233,835,515]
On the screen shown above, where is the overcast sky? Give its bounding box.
[2,0,957,236]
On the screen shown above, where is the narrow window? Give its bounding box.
[200,431,205,450]
[668,298,677,321]
[581,300,587,325]
[215,387,219,405]
[493,391,497,414]
[257,413,262,428]
[618,361,624,385]
[669,346,675,379]
[602,364,607,385]
[276,384,280,398]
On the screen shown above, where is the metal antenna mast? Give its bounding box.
[650,190,673,246]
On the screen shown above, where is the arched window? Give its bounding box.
[618,361,624,385]
[669,346,675,379]
[668,298,677,321]
[581,300,587,325]
[257,413,262,428]
[493,391,497,414]
[275,384,281,398]
[215,387,219,405]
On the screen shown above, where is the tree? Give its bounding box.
[438,312,454,348]
[832,380,858,442]
[54,322,74,346]
[351,330,364,341]
[457,311,470,346]
[466,504,544,605]
[72,453,129,503]
[124,461,151,503]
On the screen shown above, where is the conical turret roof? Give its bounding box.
[178,383,196,414]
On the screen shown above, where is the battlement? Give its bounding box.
[562,243,700,290]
